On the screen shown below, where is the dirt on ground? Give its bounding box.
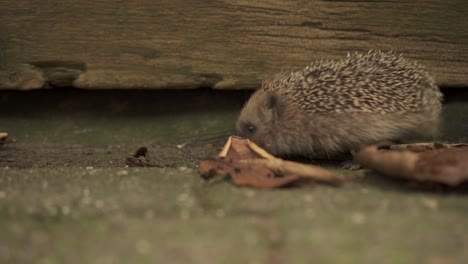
[0,142,219,169]
[1,90,468,264]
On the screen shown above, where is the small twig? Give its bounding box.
[247,140,276,161]
[209,136,346,188]
[241,159,344,186]
[218,136,232,158]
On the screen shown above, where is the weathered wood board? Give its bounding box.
[0,0,467,90]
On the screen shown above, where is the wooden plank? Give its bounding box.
[0,0,467,90]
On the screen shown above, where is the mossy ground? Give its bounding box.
[1,90,467,264]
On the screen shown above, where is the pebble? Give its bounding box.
[303,194,314,203]
[61,205,71,215]
[116,170,129,176]
[42,180,48,190]
[177,166,189,172]
[215,209,225,218]
[244,190,256,198]
[94,200,104,209]
[304,208,315,219]
[180,210,190,220]
[420,197,439,210]
[144,210,155,220]
[135,239,151,254]
[176,144,186,149]
[351,212,367,225]
[360,188,369,194]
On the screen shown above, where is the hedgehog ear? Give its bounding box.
[265,93,284,118]
[266,93,278,109]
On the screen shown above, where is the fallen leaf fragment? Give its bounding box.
[199,158,315,189]
[199,136,345,189]
[0,133,8,146]
[355,145,468,186]
[382,142,468,152]
[241,158,344,185]
[125,146,161,167]
[218,136,262,160]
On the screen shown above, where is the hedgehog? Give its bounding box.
[236,50,443,159]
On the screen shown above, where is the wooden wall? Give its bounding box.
[1,0,467,90]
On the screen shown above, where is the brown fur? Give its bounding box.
[236,51,443,159]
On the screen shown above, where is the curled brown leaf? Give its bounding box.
[382,142,468,152]
[199,136,345,189]
[355,145,468,186]
[0,132,8,146]
[125,146,161,167]
[199,158,315,189]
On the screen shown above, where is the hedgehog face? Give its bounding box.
[236,90,280,154]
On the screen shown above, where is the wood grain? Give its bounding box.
[0,0,467,90]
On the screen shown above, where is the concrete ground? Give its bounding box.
[0,89,467,264]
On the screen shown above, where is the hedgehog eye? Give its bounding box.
[245,123,256,134]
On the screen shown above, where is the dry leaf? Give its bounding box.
[355,145,468,186]
[199,158,315,189]
[125,146,161,167]
[240,159,344,185]
[199,136,345,189]
[382,142,468,152]
[0,132,8,146]
[218,136,262,160]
